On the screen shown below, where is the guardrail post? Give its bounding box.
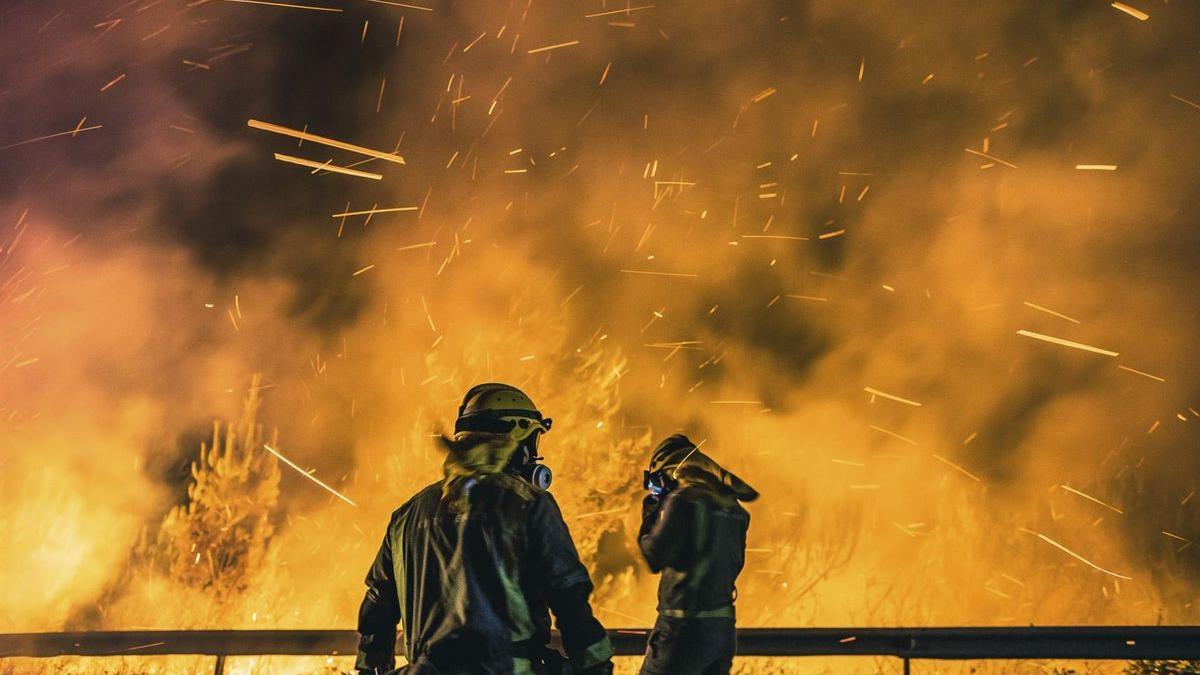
[903,657,910,675]
[213,654,226,675]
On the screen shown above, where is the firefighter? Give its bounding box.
[355,383,614,675]
[637,434,759,675]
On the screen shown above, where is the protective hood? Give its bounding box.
[439,430,533,508]
[647,434,759,504]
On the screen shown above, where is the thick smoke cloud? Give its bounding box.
[2,0,1199,635]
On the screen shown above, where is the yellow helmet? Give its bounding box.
[454,383,552,443]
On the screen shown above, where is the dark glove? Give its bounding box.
[641,493,663,520]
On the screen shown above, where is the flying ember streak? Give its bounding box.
[1015,329,1120,357]
[263,444,357,507]
[248,119,406,164]
[1036,533,1133,581]
[272,153,385,179]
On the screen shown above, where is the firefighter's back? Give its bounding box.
[392,476,542,674]
[654,486,750,616]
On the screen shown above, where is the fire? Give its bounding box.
[2,0,1200,673]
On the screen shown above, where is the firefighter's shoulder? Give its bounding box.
[668,484,710,503]
[388,482,443,523]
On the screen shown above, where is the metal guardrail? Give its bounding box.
[2,627,1199,673]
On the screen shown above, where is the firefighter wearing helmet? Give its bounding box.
[637,434,759,675]
[356,383,614,675]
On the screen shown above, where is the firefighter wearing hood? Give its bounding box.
[637,434,759,675]
[355,383,614,675]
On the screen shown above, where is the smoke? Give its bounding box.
[1,0,1199,635]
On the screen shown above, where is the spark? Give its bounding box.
[1110,2,1149,21]
[352,264,375,276]
[420,295,436,332]
[1060,485,1123,514]
[462,31,486,52]
[863,387,923,407]
[619,269,698,278]
[572,507,625,519]
[932,454,982,482]
[1170,93,1200,112]
[0,124,103,151]
[249,119,405,164]
[818,229,845,239]
[1023,301,1080,324]
[124,641,168,651]
[560,285,583,307]
[273,153,383,180]
[785,294,828,302]
[964,147,1017,169]
[750,87,777,103]
[869,425,918,446]
[1162,531,1193,545]
[585,5,654,18]
[1075,164,1118,171]
[396,241,437,251]
[670,445,701,478]
[741,235,809,241]
[1117,364,1165,382]
[222,0,343,11]
[361,0,434,10]
[1016,329,1119,356]
[330,206,417,218]
[1035,533,1131,579]
[263,444,357,506]
[527,40,581,54]
[99,73,126,92]
[597,606,654,624]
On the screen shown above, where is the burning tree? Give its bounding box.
[147,375,280,610]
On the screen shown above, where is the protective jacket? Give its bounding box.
[639,435,757,617]
[637,435,757,675]
[356,432,614,674]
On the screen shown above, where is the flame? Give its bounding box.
[2,1,1200,673]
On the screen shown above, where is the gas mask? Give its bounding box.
[510,428,552,490]
[643,470,674,497]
